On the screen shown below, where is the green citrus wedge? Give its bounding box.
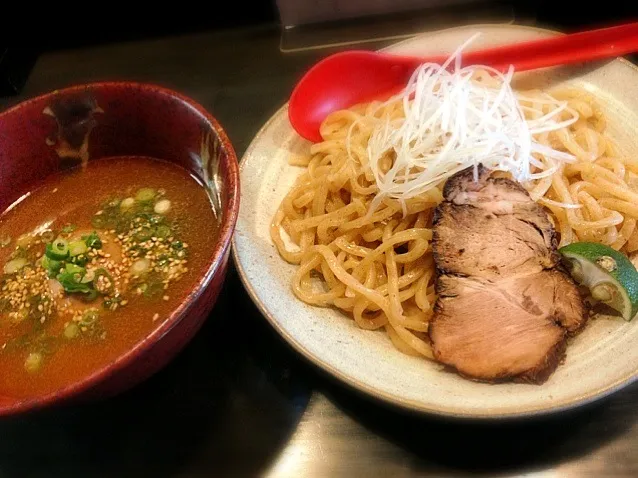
[559,242,638,321]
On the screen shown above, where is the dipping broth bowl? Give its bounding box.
[0,82,240,416]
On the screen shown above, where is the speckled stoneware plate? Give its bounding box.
[233,24,638,418]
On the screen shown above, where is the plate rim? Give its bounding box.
[232,23,638,419]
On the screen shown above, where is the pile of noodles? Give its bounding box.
[271,53,638,358]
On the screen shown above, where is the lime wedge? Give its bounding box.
[559,242,638,321]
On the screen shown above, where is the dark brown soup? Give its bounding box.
[0,156,218,398]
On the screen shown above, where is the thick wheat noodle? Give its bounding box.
[599,198,638,218]
[620,156,638,174]
[292,254,344,305]
[272,80,638,359]
[577,191,607,242]
[596,157,626,179]
[312,245,429,330]
[550,171,625,231]
[293,190,315,209]
[628,228,638,253]
[590,176,638,204]
[291,200,366,233]
[528,92,638,250]
[568,180,606,199]
[350,229,432,274]
[613,218,637,250]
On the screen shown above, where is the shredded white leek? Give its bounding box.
[359,34,579,212]
[538,197,584,210]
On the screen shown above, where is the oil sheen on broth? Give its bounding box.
[0,157,218,398]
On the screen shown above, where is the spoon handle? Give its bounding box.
[457,22,638,72]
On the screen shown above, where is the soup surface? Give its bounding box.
[0,156,218,398]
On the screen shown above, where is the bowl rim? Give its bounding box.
[0,81,240,416]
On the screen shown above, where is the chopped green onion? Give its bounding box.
[81,269,95,283]
[3,258,27,275]
[135,188,156,203]
[45,243,64,261]
[135,227,153,242]
[94,268,114,295]
[69,240,88,257]
[120,197,135,210]
[103,294,123,310]
[149,214,164,225]
[106,198,121,208]
[24,352,42,373]
[41,255,62,277]
[157,254,170,267]
[70,254,89,267]
[154,199,171,215]
[10,247,27,260]
[142,273,165,298]
[56,263,94,296]
[81,289,98,302]
[15,233,32,249]
[154,225,171,239]
[130,258,151,277]
[64,323,79,339]
[47,238,69,260]
[82,231,102,249]
[16,308,29,322]
[171,240,184,250]
[65,263,85,275]
[0,298,10,313]
[80,309,99,327]
[40,230,55,243]
[91,215,106,229]
[61,224,77,234]
[115,219,130,234]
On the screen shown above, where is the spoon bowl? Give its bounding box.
[289,22,638,143]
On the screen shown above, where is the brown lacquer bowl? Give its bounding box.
[0,82,239,416]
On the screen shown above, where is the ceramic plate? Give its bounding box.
[232,24,638,418]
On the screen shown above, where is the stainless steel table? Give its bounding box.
[0,23,637,478]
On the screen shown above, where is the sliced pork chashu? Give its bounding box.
[429,166,586,384]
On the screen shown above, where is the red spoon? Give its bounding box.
[289,22,638,143]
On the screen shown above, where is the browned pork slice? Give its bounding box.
[429,166,586,384]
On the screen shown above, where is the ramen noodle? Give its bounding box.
[271,73,638,358]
